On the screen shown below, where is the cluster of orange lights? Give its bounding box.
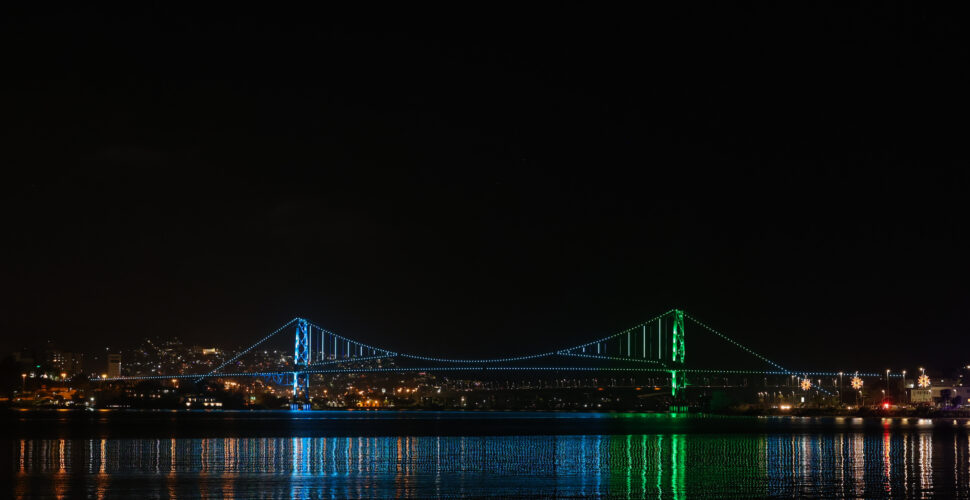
[850,376,863,390]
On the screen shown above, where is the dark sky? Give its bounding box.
[1,4,966,372]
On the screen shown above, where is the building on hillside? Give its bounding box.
[107,353,122,378]
[46,350,83,375]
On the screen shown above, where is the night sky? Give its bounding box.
[1,4,966,371]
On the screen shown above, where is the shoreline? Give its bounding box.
[5,406,970,419]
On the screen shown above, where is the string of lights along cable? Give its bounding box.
[101,309,893,399]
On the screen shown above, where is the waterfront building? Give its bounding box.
[910,388,933,404]
[930,386,970,407]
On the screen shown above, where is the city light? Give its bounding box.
[16,310,955,416]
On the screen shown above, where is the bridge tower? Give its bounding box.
[670,309,687,399]
[293,318,310,402]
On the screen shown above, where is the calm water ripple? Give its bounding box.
[6,411,970,498]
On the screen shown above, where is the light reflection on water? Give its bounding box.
[13,431,970,498]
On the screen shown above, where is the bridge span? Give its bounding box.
[100,309,893,402]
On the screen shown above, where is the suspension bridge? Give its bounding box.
[100,309,894,402]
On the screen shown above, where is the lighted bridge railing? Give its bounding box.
[99,309,889,400]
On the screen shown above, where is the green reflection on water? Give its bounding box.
[14,427,970,498]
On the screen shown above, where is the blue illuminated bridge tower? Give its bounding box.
[105,308,899,408]
[293,318,311,402]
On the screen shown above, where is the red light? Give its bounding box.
[882,402,890,409]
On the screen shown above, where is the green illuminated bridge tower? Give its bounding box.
[670,309,686,398]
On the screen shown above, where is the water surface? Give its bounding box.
[6,411,970,498]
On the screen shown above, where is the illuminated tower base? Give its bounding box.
[669,310,687,412]
[292,319,311,408]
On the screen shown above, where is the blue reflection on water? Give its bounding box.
[11,415,970,498]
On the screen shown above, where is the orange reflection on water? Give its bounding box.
[883,431,892,496]
[920,433,933,493]
[11,427,970,498]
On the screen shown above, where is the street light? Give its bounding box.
[21,373,26,392]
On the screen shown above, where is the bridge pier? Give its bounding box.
[292,319,311,407]
[670,370,686,397]
[669,310,688,411]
